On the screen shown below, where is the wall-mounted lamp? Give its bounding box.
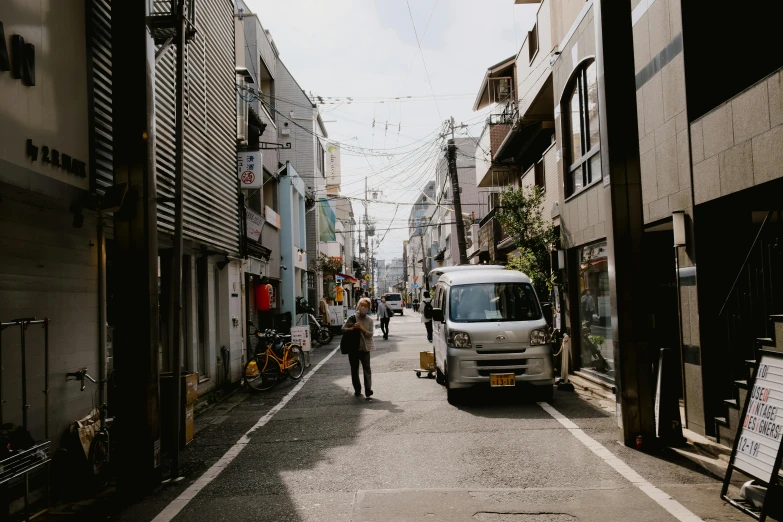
[672,211,686,247]
[556,250,565,270]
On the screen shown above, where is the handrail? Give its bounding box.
[718,210,773,316]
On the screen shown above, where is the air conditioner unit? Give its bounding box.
[237,115,247,144]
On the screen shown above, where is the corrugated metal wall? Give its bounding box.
[87,0,113,195]
[155,0,240,255]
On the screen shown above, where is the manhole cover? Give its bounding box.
[474,514,577,522]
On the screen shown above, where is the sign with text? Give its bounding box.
[731,353,783,483]
[237,151,263,189]
[245,207,264,241]
[265,206,281,229]
[291,326,311,352]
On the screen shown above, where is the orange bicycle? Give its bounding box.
[244,329,304,391]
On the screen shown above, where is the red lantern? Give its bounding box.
[256,283,270,311]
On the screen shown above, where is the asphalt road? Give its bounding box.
[112,312,751,522]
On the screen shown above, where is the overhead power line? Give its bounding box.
[405,0,442,122]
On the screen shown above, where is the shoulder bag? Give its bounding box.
[340,315,361,354]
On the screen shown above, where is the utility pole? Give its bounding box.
[364,177,369,296]
[169,0,187,479]
[112,0,161,496]
[446,117,469,265]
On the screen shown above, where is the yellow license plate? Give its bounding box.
[490,373,515,387]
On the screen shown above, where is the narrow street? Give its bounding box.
[111,315,744,522]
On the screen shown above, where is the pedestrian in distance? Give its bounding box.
[341,297,375,398]
[422,291,433,343]
[377,296,393,340]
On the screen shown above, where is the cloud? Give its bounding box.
[246,0,537,260]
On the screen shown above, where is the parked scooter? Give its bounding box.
[307,313,333,346]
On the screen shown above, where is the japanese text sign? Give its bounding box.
[237,151,263,189]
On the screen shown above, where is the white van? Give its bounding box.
[383,293,404,315]
[429,268,554,403]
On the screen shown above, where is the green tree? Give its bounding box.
[496,185,557,298]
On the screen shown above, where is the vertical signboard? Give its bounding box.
[245,207,265,241]
[291,326,311,352]
[237,151,263,189]
[721,350,783,520]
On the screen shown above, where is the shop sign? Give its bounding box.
[0,22,36,87]
[25,139,86,178]
[722,351,783,519]
[268,284,276,308]
[245,207,264,241]
[237,151,263,189]
[729,353,783,483]
[291,326,310,352]
[265,205,281,229]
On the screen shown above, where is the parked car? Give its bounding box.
[429,268,554,403]
[383,293,404,315]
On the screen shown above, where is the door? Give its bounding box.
[433,284,447,371]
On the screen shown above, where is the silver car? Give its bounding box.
[429,269,554,403]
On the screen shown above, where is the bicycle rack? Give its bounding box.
[0,317,51,520]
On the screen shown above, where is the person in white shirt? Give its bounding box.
[377,296,393,340]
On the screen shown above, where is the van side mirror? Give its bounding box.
[432,308,444,322]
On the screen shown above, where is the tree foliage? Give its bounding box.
[496,185,557,297]
[311,253,343,276]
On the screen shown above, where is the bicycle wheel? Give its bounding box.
[318,328,333,345]
[285,344,305,380]
[89,430,110,488]
[310,326,322,347]
[244,353,281,391]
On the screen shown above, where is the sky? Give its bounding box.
[246,0,538,262]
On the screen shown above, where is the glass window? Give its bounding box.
[564,61,601,197]
[571,166,583,194]
[569,87,582,165]
[586,62,600,150]
[588,154,601,186]
[577,242,614,382]
[449,283,541,323]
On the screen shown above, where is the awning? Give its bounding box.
[336,272,358,283]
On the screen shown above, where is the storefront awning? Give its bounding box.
[336,272,358,283]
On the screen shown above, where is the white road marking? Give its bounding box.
[152,346,341,522]
[537,401,704,522]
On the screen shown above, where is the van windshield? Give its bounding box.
[449,283,541,322]
[386,294,402,301]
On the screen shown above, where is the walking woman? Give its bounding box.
[341,297,375,398]
[377,296,393,340]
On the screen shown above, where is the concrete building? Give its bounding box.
[235,1,286,340]
[278,162,308,322]
[480,0,783,448]
[275,65,329,307]
[0,0,102,450]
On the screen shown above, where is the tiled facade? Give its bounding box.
[691,68,783,205]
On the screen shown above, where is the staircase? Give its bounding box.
[716,315,783,446]
[715,210,783,447]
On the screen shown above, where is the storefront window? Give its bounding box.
[578,242,614,382]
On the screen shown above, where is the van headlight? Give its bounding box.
[530,329,548,346]
[448,331,472,349]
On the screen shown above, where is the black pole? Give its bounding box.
[20,323,27,431]
[111,0,161,496]
[447,138,469,265]
[593,0,654,447]
[170,0,186,478]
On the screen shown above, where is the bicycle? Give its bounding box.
[65,368,113,488]
[244,329,305,392]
